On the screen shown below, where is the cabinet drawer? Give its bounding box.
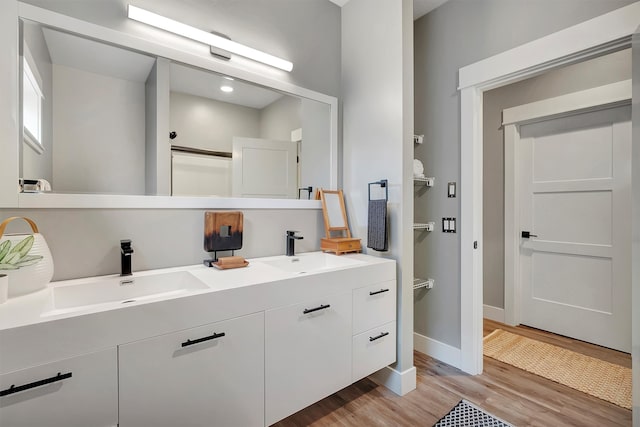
[265,292,352,425]
[0,348,118,427]
[119,312,264,427]
[353,280,396,335]
[352,321,396,382]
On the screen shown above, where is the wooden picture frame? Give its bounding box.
[319,189,361,255]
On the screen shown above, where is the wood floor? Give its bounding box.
[274,319,632,427]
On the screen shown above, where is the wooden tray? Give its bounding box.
[211,260,249,270]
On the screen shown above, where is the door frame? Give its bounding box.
[458,2,640,376]
[502,80,632,326]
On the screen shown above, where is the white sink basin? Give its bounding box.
[259,252,364,274]
[49,271,209,313]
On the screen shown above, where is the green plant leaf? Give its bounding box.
[16,255,42,263]
[3,252,22,265]
[9,235,34,258]
[0,263,18,270]
[14,257,43,267]
[0,240,11,263]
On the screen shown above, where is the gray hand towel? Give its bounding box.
[367,199,388,251]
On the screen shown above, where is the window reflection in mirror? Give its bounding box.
[19,19,332,199]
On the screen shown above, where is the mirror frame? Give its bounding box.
[3,2,338,209]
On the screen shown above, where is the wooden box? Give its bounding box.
[321,237,361,255]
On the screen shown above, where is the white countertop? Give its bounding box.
[0,252,396,375]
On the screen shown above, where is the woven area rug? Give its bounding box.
[434,400,513,427]
[483,329,631,409]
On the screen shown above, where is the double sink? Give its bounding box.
[44,252,364,316]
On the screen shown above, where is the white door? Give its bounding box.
[232,137,297,198]
[519,105,631,352]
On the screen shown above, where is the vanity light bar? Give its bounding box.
[127,5,293,72]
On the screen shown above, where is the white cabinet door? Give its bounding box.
[265,292,352,425]
[352,280,396,335]
[0,348,117,427]
[118,312,264,427]
[352,321,396,382]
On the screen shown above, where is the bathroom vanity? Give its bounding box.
[0,252,396,427]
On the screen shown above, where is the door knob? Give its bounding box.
[521,231,538,238]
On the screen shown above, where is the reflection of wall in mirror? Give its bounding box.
[52,65,146,194]
[170,92,304,197]
[21,21,53,186]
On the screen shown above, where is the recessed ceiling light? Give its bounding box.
[220,85,234,93]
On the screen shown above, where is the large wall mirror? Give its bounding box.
[14,4,337,208]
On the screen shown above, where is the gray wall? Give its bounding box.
[3,0,341,281]
[259,96,301,141]
[414,0,635,348]
[343,0,414,376]
[0,209,324,281]
[300,99,332,191]
[631,28,640,424]
[21,20,53,184]
[170,91,261,153]
[483,49,632,309]
[52,64,146,194]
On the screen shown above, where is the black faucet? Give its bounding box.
[286,231,303,256]
[120,239,134,276]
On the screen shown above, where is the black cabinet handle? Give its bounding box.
[303,304,330,314]
[521,231,538,239]
[181,332,226,347]
[0,372,72,397]
[369,332,389,342]
[369,288,390,296]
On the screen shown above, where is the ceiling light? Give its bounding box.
[220,85,234,93]
[127,5,293,72]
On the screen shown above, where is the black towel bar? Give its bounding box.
[368,179,388,202]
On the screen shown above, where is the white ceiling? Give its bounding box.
[42,27,156,82]
[327,0,449,20]
[170,63,283,109]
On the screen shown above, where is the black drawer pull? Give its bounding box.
[303,304,330,314]
[0,372,72,397]
[369,332,389,342]
[369,288,390,296]
[181,332,226,347]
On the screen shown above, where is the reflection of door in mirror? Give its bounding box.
[231,137,298,198]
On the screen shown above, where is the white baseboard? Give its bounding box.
[369,365,416,396]
[483,304,505,323]
[414,332,461,369]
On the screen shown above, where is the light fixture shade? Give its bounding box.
[127,5,293,72]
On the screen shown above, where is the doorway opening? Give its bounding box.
[482,49,632,354]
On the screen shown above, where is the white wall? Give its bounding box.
[413,0,636,349]
[482,48,632,309]
[259,95,301,141]
[342,0,415,392]
[170,91,261,153]
[52,64,146,194]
